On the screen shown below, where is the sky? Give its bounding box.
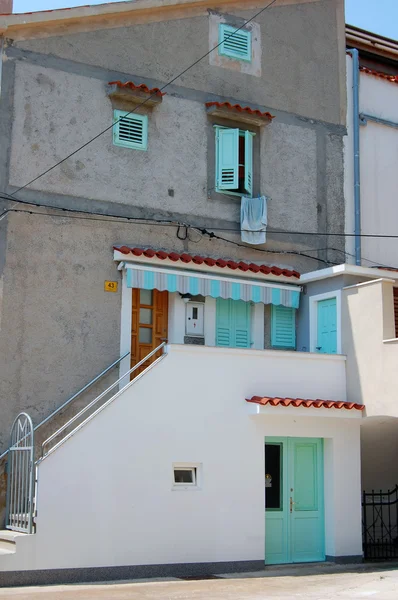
[12,0,398,41]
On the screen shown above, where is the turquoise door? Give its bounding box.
[265,437,324,565]
[316,297,337,354]
[216,298,251,348]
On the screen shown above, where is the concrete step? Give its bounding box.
[0,530,26,555]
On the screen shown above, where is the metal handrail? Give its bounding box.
[41,342,167,455]
[0,351,130,461]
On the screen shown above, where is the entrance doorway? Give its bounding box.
[264,437,325,564]
[131,288,168,377]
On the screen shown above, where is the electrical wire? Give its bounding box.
[2,193,398,240]
[3,207,337,265]
[9,0,279,197]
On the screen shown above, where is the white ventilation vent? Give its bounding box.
[219,24,252,62]
[113,110,148,150]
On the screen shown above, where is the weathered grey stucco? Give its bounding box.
[13,1,345,125]
[0,0,347,484]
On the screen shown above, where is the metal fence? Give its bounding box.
[362,485,398,560]
[5,413,35,534]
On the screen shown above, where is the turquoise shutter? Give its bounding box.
[233,300,251,348]
[244,130,253,197]
[271,306,296,349]
[216,298,232,347]
[113,110,148,150]
[219,24,252,62]
[216,128,239,190]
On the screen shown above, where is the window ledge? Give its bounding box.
[206,102,274,127]
[383,338,398,344]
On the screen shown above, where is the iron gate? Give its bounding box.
[362,486,398,559]
[5,413,35,534]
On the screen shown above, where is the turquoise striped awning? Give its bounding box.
[126,266,300,309]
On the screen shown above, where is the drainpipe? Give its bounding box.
[347,48,361,265]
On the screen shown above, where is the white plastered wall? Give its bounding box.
[345,56,398,268]
[0,345,361,572]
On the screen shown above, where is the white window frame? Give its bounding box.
[309,290,342,354]
[172,463,202,491]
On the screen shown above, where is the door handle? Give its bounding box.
[290,497,295,513]
[316,346,322,351]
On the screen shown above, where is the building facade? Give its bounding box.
[0,0,372,584]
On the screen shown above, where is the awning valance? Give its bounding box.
[126,265,300,308]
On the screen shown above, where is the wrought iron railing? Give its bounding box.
[41,342,168,459]
[363,485,398,559]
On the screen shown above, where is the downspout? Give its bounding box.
[347,48,361,265]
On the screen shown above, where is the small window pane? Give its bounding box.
[174,469,195,484]
[192,307,198,320]
[139,327,152,344]
[140,289,153,305]
[140,308,152,325]
[265,444,282,510]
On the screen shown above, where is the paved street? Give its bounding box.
[1,565,398,600]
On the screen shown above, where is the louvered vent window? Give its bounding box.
[113,110,148,150]
[219,24,252,62]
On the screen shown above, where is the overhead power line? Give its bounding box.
[9,0,279,197]
[2,193,398,240]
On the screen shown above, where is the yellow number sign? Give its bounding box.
[104,281,118,292]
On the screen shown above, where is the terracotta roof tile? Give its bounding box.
[205,102,275,120]
[360,67,398,84]
[247,396,365,411]
[108,81,166,96]
[114,247,300,279]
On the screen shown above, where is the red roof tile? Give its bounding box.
[247,396,365,411]
[205,102,275,120]
[114,247,300,279]
[108,81,166,96]
[360,67,398,84]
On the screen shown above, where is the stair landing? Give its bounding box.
[0,530,26,555]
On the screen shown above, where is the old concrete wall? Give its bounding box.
[7,58,345,263]
[12,1,345,125]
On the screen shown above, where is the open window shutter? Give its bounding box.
[233,300,251,348]
[244,130,253,197]
[393,288,398,338]
[216,128,239,190]
[216,298,232,347]
[271,306,296,349]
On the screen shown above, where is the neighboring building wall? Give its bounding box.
[343,278,398,417]
[345,54,398,268]
[361,417,398,492]
[0,345,361,574]
[0,0,347,455]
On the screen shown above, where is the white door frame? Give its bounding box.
[309,290,342,354]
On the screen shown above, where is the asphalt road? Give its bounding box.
[1,565,398,600]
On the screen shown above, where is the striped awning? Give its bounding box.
[126,265,300,308]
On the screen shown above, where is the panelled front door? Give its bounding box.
[264,437,324,565]
[316,297,337,354]
[131,288,168,377]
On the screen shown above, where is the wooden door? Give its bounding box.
[131,288,168,377]
[265,437,324,565]
[316,298,337,354]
